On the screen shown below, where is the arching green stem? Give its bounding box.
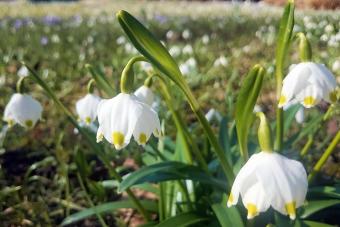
[87,79,95,93]
[256,112,273,152]
[120,56,148,93]
[16,76,29,94]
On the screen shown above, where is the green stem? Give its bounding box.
[300,135,313,157]
[120,56,148,93]
[308,131,340,182]
[157,77,209,173]
[77,173,108,227]
[296,32,312,62]
[24,63,151,221]
[87,79,95,93]
[179,81,234,184]
[16,76,29,93]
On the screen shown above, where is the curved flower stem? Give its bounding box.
[23,63,151,221]
[308,130,340,182]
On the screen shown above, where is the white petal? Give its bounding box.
[295,84,322,108]
[4,93,42,128]
[134,86,154,106]
[76,93,101,124]
[227,153,262,207]
[132,102,160,145]
[242,182,270,219]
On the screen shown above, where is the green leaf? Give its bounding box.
[307,186,340,200]
[211,204,244,227]
[235,65,265,159]
[61,200,157,226]
[119,161,226,192]
[300,220,335,227]
[300,199,340,218]
[116,10,182,84]
[86,64,115,97]
[275,0,294,73]
[156,212,209,227]
[283,104,301,132]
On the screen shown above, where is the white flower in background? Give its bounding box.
[213,56,228,67]
[180,63,190,75]
[253,104,263,113]
[279,62,337,108]
[166,30,175,40]
[183,44,193,55]
[51,34,60,43]
[295,107,304,124]
[202,34,210,44]
[17,66,29,78]
[182,29,191,39]
[134,85,154,106]
[96,93,161,150]
[332,60,340,72]
[140,62,153,72]
[169,46,181,57]
[227,151,308,220]
[76,93,101,125]
[205,108,222,122]
[3,93,42,128]
[124,43,138,54]
[116,36,126,45]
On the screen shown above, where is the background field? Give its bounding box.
[0,1,339,226]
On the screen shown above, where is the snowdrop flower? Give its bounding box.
[3,93,42,129]
[166,30,175,40]
[279,62,337,108]
[227,151,308,220]
[332,60,340,72]
[295,107,304,124]
[17,66,29,78]
[213,56,228,67]
[183,44,193,55]
[205,108,222,122]
[76,93,101,125]
[134,85,154,106]
[169,46,181,57]
[202,34,210,44]
[96,93,161,150]
[182,29,191,39]
[228,112,307,220]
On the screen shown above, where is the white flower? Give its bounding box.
[3,93,43,128]
[96,93,161,150]
[227,152,308,220]
[213,56,228,67]
[17,66,29,78]
[76,93,101,125]
[182,29,191,39]
[279,62,337,108]
[295,107,304,124]
[134,86,154,106]
[183,44,193,55]
[169,46,181,57]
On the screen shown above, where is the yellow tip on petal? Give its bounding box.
[96,133,104,143]
[227,193,234,207]
[7,119,15,128]
[329,90,337,103]
[25,120,33,128]
[112,132,125,149]
[85,117,92,125]
[285,201,296,220]
[278,95,286,107]
[303,96,316,107]
[247,203,258,219]
[139,133,147,145]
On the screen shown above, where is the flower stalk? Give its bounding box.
[296,32,312,62]
[23,62,151,221]
[308,130,340,182]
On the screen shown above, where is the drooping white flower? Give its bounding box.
[17,65,29,78]
[134,86,154,106]
[3,93,43,128]
[227,152,308,220]
[75,93,101,125]
[96,93,161,150]
[279,62,337,108]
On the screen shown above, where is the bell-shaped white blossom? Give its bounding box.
[134,86,154,106]
[17,66,29,78]
[75,93,101,125]
[96,93,161,150]
[227,151,307,220]
[3,93,43,128]
[279,62,337,108]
